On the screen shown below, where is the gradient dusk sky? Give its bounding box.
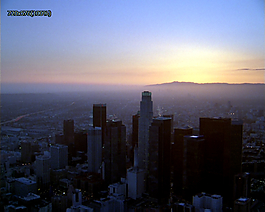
[1,0,264,88]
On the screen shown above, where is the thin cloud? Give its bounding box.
[236,68,265,71]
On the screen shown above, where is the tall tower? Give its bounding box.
[74,130,88,153]
[87,127,102,173]
[21,141,32,163]
[132,111,140,148]
[172,127,193,195]
[36,155,51,189]
[50,144,68,170]
[104,119,126,185]
[127,146,145,200]
[234,172,250,201]
[199,117,243,200]
[138,91,153,170]
[63,119,74,145]
[93,104,106,146]
[148,117,171,203]
[183,135,205,198]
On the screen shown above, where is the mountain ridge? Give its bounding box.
[147,81,265,86]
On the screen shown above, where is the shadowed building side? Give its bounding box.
[138,91,153,171]
[104,119,126,186]
[199,117,243,203]
[148,116,171,203]
[93,104,106,147]
[172,127,193,196]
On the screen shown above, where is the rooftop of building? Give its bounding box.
[142,91,152,96]
[93,104,106,107]
[184,135,204,140]
[16,177,36,185]
[51,144,68,148]
[88,126,102,131]
[36,155,50,160]
[236,197,250,203]
[153,116,171,121]
[22,193,40,201]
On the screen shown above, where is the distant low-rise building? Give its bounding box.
[192,192,223,212]
[15,177,37,197]
[234,197,251,212]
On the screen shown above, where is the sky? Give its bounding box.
[1,0,264,92]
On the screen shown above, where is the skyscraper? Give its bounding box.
[127,146,145,200]
[87,127,102,173]
[50,144,68,170]
[199,117,243,200]
[21,141,32,163]
[183,135,205,198]
[63,119,74,146]
[148,116,171,203]
[36,155,51,188]
[138,91,153,170]
[172,127,193,195]
[93,104,106,145]
[132,111,140,148]
[104,119,126,185]
[234,172,250,201]
[74,130,88,153]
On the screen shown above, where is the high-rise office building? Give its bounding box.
[132,112,140,148]
[36,155,51,188]
[234,172,250,201]
[74,130,88,153]
[104,119,126,185]
[148,117,171,203]
[163,114,174,132]
[127,146,145,200]
[130,112,140,164]
[55,133,64,144]
[192,192,223,212]
[173,202,195,212]
[21,141,32,163]
[183,135,205,198]
[93,104,106,146]
[87,127,102,173]
[234,198,251,212]
[199,117,243,200]
[50,144,68,170]
[15,177,37,197]
[138,91,153,170]
[172,127,193,195]
[64,119,74,145]
[231,120,243,175]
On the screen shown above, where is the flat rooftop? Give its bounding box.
[16,177,36,185]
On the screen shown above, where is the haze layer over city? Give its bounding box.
[1,0,264,211]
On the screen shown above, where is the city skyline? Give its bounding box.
[1,0,264,92]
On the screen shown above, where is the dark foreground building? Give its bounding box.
[199,117,243,202]
[148,116,171,203]
[103,119,126,185]
[172,127,193,196]
[93,104,106,146]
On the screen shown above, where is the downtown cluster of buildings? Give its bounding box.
[1,91,264,212]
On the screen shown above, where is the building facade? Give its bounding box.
[50,144,68,170]
[148,117,171,203]
[138,91,153,171]
[104,120,126,185]
[87,127,102,173]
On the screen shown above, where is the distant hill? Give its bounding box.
[147,81,265,87]
[146,81,265,100]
